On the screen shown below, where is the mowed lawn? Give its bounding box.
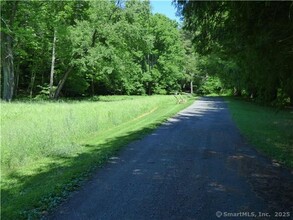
[226,97,293,169]
[1,95,194,219]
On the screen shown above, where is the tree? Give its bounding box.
[1,1,18,101]
[146,13,185,94]
[175,1,293,104]
[1,0,188,99]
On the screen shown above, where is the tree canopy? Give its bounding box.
[175,0,293,104]
[1,0,188,100]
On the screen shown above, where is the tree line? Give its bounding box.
[1,0,194,101]
[176,1,293,105]
[2,0,292,105]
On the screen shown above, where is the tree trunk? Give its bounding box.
[53,67,72,99]
[233,87,242,97]
[1,2,18,101]
[91,75,95,96]
[49,29,57,98]
[147,82,152,95]
[190,80,193,94]
[1,33,15,101]
[14,62,20,97]
[290,95,293,106]
[29,71,36,99]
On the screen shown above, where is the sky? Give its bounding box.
[150,0,182,23]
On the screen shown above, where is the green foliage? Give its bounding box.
[1,0,187,100]
[63,75,89,96]
[176,1,293,105]
[34,84,52,100]
[200,76,222,95]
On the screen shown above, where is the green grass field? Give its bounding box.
[1,95,194,219]
[225,97,293,169]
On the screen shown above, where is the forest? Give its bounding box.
[1,0,188,100]
[1,0,292,105]
[175,0,293,105]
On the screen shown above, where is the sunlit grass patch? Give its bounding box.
[1,96,163,171]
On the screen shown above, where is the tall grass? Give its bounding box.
[1,96,174,173]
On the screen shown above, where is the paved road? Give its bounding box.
[49,97,292,220]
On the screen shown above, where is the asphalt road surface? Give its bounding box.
[49,97,293,220]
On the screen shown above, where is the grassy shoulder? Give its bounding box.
[225,97,293,169]
[1,95,194,219]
